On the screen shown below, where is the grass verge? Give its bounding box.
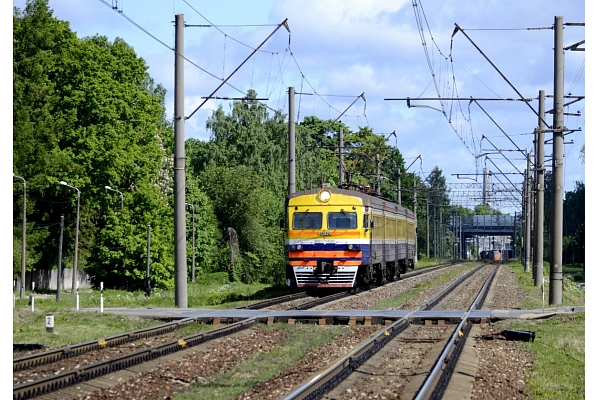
[13,274,296,351]
[507,260,585,309]
[503,261,585,400]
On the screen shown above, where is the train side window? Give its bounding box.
[328,211,357,229]
[292,212,322,229]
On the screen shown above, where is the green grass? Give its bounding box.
[501,261,585,400]
[503,313,585,399]
[414,257,454,268]
[506,260,585,309]
[172,324,351,400]
[13,273,300,350]
[13,308,164,351]
[14,277,299,311]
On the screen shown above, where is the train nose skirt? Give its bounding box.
[294,265,357,286]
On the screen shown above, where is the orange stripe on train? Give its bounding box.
[289,261,317,266]
[288,251,363,258]
[287,231,361,237]
[289,260,361,266]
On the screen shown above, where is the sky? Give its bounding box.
[6,0,594,393]
[11,0,587,216]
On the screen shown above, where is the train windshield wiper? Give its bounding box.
[297,209,309,223]
[340,209,351,220]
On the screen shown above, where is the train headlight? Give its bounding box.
[296,244,302,250]
[318,189,331,203]
[347,244,359,251]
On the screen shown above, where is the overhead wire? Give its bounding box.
[100,0,378,138]
[182,0,286,54]
[97,0,248,97]
[412,0,479,160]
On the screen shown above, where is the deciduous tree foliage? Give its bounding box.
[13,0,175,290]
[563,181,584,265]
[14,1,460,290]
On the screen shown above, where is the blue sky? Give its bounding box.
[11,0,586,215]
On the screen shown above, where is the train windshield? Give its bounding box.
[328,211,357,229]
[292,212,322,229]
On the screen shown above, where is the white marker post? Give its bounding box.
[30,281,35,311]
[76,281,80,311]
[46,314,54,333]
[100,282,104,313]
[542,277,545,313]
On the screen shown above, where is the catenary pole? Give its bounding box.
[426,200,430,258]
[57,216,63,301]
[288,87,296,195]
[146,225,152,297]
[174,14,187,307]
[14,174,26,298]
[339,127,344,187]
[533,90,545,286]
[413,177,417,265]
[60,181,80,294]
[186,203,196,282]
[550,16,564,305]
[524,152,531,272]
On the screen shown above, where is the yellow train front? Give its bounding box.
[284,186,416,289]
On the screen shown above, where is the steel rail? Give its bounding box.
[282,262,490,400]
[286,291,354,310]
[415,263,500,400]
[287,260,465,311]
[13,318,256,400]
[235,292,310,309]
[13,316,205,372]
[13,260,463,374]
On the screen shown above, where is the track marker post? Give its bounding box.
[100,282,104,313]
[46,314,54,333]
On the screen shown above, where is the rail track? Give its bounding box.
[283,262,499,399]
[12,260,468,400]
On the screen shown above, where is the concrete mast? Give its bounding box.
[174,14,188,307]
[524,153,531,272]
[550,16,564,305]
[338,127,344,187]
[288,87,296,195]
[533,90,545,287]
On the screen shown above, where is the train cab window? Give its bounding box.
[328,211,357,229]
[292,212,322,229]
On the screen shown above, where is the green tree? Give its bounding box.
[563,181,584,265]
[198,166,284,284]
[203,90,289,198]
[474,204,504,215]
[184,153,221,277]
[14,0,174,290]
[295,116,343,190]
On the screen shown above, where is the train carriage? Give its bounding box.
[284,185,416,289]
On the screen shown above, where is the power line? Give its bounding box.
[182,0,288,54]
